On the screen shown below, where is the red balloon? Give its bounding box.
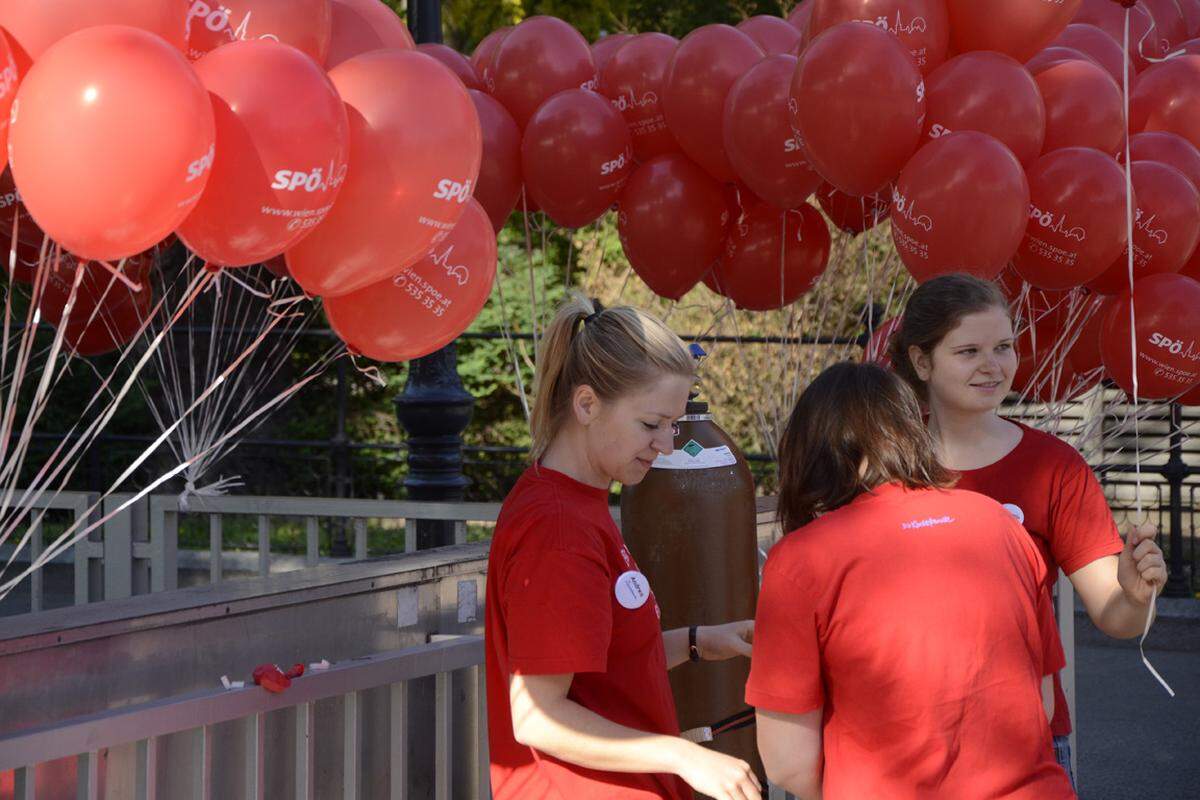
[1185,36,1200,55]
[807,0,950,74]
[263,254,290,279]
[791,22,924,196]
[946,0,1081,62]
[737,15,802,55]
[1072,0,1160,72]
[1182,0,1200,38]
[490,16,596,130]
[1088,160,1200,295]
[178,42,348,268]
[417,44,483,90]
[1100,273,1200,398]
[591,32,634,72]
[324,0,413,70]
[599,32,680,162]
[0,1,187,75]
[471,27,511,89]
[1131,55,1200,151]
[1066,294,1114,374]
[1181,381,1200,404]
[0,168,45,283]
[1014,148,1131,290]
[1184,233,1200,281]
[325,199,496,362]
[184,0,332,63]
[9,26,215,262]
[37,259,153,357]
[816,182,892,234]
[788,3,815,36]
[1034,58,1125,156]
[922,51,1045,166]
[663,25,764,183]
[1128,131,1200,193]
[522,89,632,229]
[1144,0,1190,53]
[724,55,822,210]
[0,34,15,175]
[1026,45,1098,75]
[863,316,903,367]
[711,203,831,311]
[1052,23,1134,85]
[891,131,1030,283]
[617,154,730,300]
[286,50,481,297]
[468,90,522,233]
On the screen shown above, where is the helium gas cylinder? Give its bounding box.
[620,392,761,779]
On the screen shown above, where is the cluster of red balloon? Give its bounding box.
[783,0,1200,405]
[0,0,496,363]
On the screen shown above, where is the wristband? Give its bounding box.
[688,625,702,662]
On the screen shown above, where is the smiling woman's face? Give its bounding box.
[912,307,1017,414]
[579,373,692,486]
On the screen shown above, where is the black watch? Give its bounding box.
[688,625,702,662]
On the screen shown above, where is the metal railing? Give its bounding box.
[0,491,98,610]
[146,494,507,592]
[0,635,485,799]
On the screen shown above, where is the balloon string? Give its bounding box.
[1122,8,1173,698]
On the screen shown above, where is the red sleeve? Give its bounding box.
[502,526,612,675]
[1049,450,1123,575]
[745,551,824,715]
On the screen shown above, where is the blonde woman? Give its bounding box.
[485,296,760,800]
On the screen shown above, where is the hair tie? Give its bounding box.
[583,298,606,327]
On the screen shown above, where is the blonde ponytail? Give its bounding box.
[529,294,694,461]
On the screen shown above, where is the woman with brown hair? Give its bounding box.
[485,295,760,800]
[889,273,1167,785]
[748,362,1074,800]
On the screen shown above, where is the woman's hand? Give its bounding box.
[675,742,762,800]
[1118,522,1167,606]
[698,620,754,661]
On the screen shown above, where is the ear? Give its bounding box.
[908,345,932,382]
[570,384,601,426]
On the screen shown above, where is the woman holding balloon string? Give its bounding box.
[484,295,761,800]
[888,273,1169,786]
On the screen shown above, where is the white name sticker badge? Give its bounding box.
[1002,503,1026,525]
[614,570,651,610]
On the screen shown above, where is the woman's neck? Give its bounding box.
[926,400,1020,471]
[540,427,611,490]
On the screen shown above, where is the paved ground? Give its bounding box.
[1076,644,1200,799]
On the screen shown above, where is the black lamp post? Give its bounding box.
[395,0,475,550]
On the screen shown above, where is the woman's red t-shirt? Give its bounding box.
[956,421,1124,736]
[485,464,690,800]
[747,484,1075,800]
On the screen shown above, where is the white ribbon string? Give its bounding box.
[1123,8,1173,698]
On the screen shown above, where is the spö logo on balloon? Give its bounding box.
[186,144,216,183]
[866,13,928,35]
[892,187,933,232]
[429,244,470,287]
[600,152,628,176]
[1134,209,1169,245]
[928,123,952,139]
[1029,205,1086,242]
[610,90,658,113]
[271,166,341,193]
[1149,333,1185,355]
[432,179,473,204]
